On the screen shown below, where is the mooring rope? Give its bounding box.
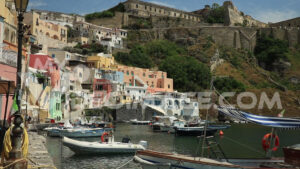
[116,158,134,169]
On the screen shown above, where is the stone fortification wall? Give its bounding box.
[223,1,267,27]
[128,26,300,51]
[88,12,129,28]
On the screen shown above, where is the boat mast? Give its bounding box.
[201,76,215,157]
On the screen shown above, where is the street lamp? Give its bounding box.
[8,0,29,168]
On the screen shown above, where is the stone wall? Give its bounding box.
[270,17,300,28]
[150,16,205,28]
[115,103,143,121]
[223,1,267,27]
[128,26,300,51]
[88,12,129,28]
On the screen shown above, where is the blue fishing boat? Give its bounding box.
[46,127,111,138]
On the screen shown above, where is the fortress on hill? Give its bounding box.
[88,0,300,51]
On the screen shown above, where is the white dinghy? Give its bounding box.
[63,136,147,155]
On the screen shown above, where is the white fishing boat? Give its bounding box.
[130,119,151,125]
[63,136,147,154]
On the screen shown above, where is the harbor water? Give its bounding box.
[45,123,300,169]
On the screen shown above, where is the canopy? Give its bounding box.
[0,80,15,94]
[218,106,300,128]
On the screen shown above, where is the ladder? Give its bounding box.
[204,135,228,162]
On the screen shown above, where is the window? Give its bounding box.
[143,73,145,77]
[127,90,130,93]
[154,100,161,105]
[174,13,176,17]
[56,103,60,111]
[168,84,170,89]
[51,54,55,58]
[159,9,161,13]
[126,71,129,75]
[136,4,138,8]
[145,6,147,10]
[70,86,74,90]
[79,72,82,77]
[155,8,156,12]
[139,90,141,93]
[131,71,134,76]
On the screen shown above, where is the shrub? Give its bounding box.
[213,77,246,93]
[254,34,289,70]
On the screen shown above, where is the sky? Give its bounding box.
[27,0,300,23]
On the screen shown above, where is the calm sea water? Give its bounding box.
[45,123,300,169]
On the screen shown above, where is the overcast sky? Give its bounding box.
[27,0,300,23]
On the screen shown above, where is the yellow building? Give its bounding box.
[0,0,17,44]
[87,53,117,70]
[24,11,68,43]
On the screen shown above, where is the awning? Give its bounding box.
[0,80,15,94]
[218,106,300,128]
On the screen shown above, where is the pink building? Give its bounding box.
[0,63,16,120]
[117,65,173,93]
[29,54,60,89]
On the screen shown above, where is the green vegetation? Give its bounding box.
[160,56,211,91]
[206,3,225,24]
[115,45,154,68]
[123,19,152,30]
[254,34,289,71]
[116,40,211,91]
[64,42,107,55]
[85,3,125,20]
[213,77,246,93]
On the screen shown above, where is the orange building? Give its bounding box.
[117,65,173,93]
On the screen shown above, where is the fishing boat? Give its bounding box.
[135,107,300,169]
[47,127,109,138]
[130,119,151,125]
[174,125,230,136]
[174,126,217,136]
[152,116,177,132]
[63,136,147,154]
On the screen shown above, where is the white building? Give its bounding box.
[142,92,199,120]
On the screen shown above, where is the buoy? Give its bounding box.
[219,130,224,136]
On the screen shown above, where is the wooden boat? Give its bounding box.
[134,150,292,169]
[283,144,300,167]
[130,119,151,125]
[63,137,147,154]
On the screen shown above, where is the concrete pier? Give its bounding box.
[27,132,55,168]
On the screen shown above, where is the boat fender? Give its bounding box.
[133,155,171,166]
[262,133,279,152]
[101,132,109,142]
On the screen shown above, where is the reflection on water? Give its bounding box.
[45,123,300,169]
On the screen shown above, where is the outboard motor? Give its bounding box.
[139,140,148,149]
[121,137,131,143]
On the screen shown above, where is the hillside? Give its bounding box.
[115,33,300,117]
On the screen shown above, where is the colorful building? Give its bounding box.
[24,11,68,43]
[87,53,117,70]
[92,79,112,107]
[117,65,173,93]
[49,91,62,120]
[29,54,61,89]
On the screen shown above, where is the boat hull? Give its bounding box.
[283,146,300,166]
[63,137,145,154]
[135,150,242,169]
[135,150,287,169]
[174,127,217,136]
[47,128,112,138]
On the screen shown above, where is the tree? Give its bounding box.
[254,34,289,70]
